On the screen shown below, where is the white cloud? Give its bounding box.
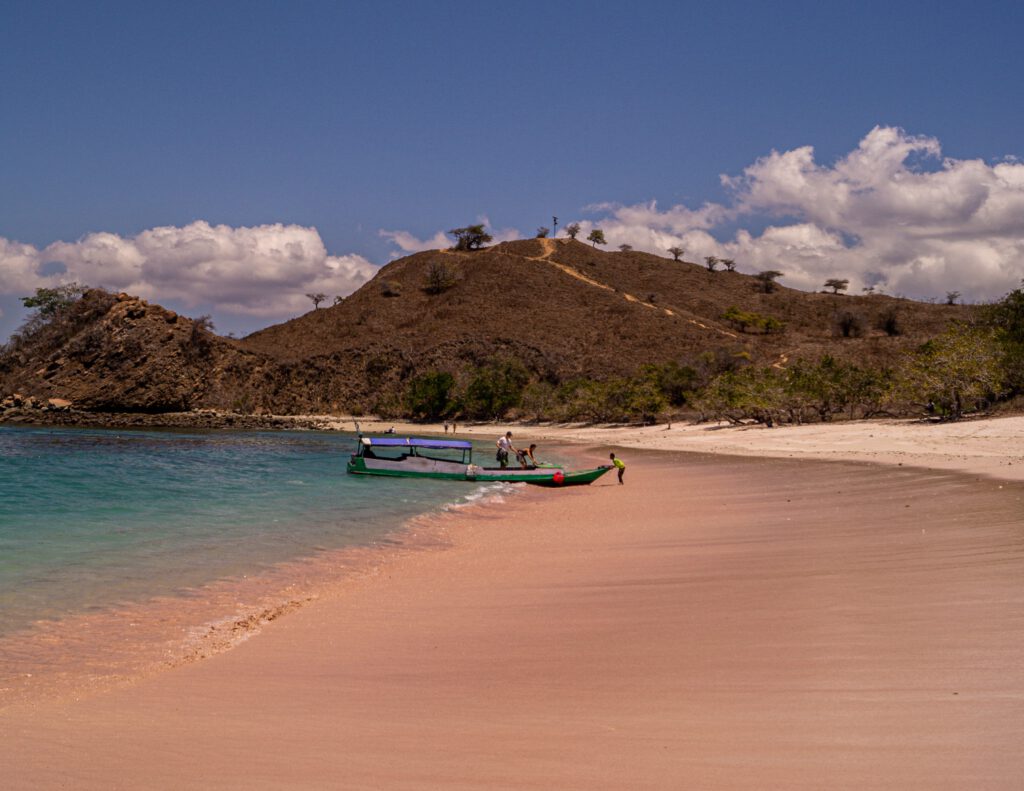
[0,221,377,318]
[584,126,1024,300]
[380,216,521,258]
[378,228,451,256]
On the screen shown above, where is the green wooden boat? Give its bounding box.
[346,436,611,487]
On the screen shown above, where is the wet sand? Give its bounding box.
[3,450,1023,790]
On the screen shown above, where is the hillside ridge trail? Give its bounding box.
[527,238,739,339]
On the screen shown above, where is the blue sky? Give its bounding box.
[3,0,1024,339]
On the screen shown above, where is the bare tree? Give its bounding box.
[564,222,581,240]
[705,256,719,272]
[307,292,327,309]
[946,290,961,305]
[720,258,737,272]
[667,246,684,261]
[618,243,633,252]
[535,226,550,238]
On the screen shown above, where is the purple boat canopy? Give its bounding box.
[360,437,473,450]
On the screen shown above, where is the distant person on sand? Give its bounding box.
[609,452,625,484]
[496,431,516,468]
[443,420,449,434]
[517,443,538,468]
[452,421,457,434]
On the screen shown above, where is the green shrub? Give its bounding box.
[460,358,529,420]
[722,306,785,334]
[403,370,456,420]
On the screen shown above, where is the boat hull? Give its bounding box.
[346,456,611,486]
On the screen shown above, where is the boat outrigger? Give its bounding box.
[346,436,612,486]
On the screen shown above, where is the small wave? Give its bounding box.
[445,481,520,511]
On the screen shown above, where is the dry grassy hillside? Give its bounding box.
[1,240,968,418]
[244,238,963,376]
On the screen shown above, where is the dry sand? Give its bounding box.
[3,426,1024,789]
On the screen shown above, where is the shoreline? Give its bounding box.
[7,409,1022,483]
[0,470,528,709]
[326,413,1024,483]
[4,450,1023,788]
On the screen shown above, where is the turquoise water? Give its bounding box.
[0,425,503,638]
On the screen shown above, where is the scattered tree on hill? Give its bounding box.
[306,292,327,310]
[20,283,88,317]
[945,290,961,305]
[535,226,550,238]
[618,244,633,252]
[448,224,493,250]
[564,222,581,240]
[720,258,737,272]
[587,229,606,247]
[755,270,784,293]
[667,246,684,261]
[424,261,457,294]
[834,311,865,338]
[824,278,849,294]
[876,307,901,336]
[10,283,91,350]
[705,256,719,272]
[333,295,344,305]
[380,280,403,297]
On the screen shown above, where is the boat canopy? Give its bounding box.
[360,437,473,450]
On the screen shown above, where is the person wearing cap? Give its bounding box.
[496,431,516,468]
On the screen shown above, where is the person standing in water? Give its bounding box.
[609,452,625,484]
[496,431,516,468]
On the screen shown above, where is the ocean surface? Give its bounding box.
[0,425,514,642]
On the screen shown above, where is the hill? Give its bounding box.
[1,238,966,420]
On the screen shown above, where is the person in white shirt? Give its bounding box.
[496,431,516,468]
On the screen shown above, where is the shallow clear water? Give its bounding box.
[0,425,503,637]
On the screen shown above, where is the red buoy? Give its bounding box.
[552,470,565,485]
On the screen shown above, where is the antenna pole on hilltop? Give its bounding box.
[552,216,558,237]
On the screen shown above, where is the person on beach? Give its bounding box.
[496,431,516,468]
[517,443,538,468]
[609,452,625,484]
[443,420,449,434]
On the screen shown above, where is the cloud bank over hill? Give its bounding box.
[2,127,1021,338]
[576,126,1024,301]
[0,222,376,320]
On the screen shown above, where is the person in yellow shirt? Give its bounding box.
[609,452,625,485]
